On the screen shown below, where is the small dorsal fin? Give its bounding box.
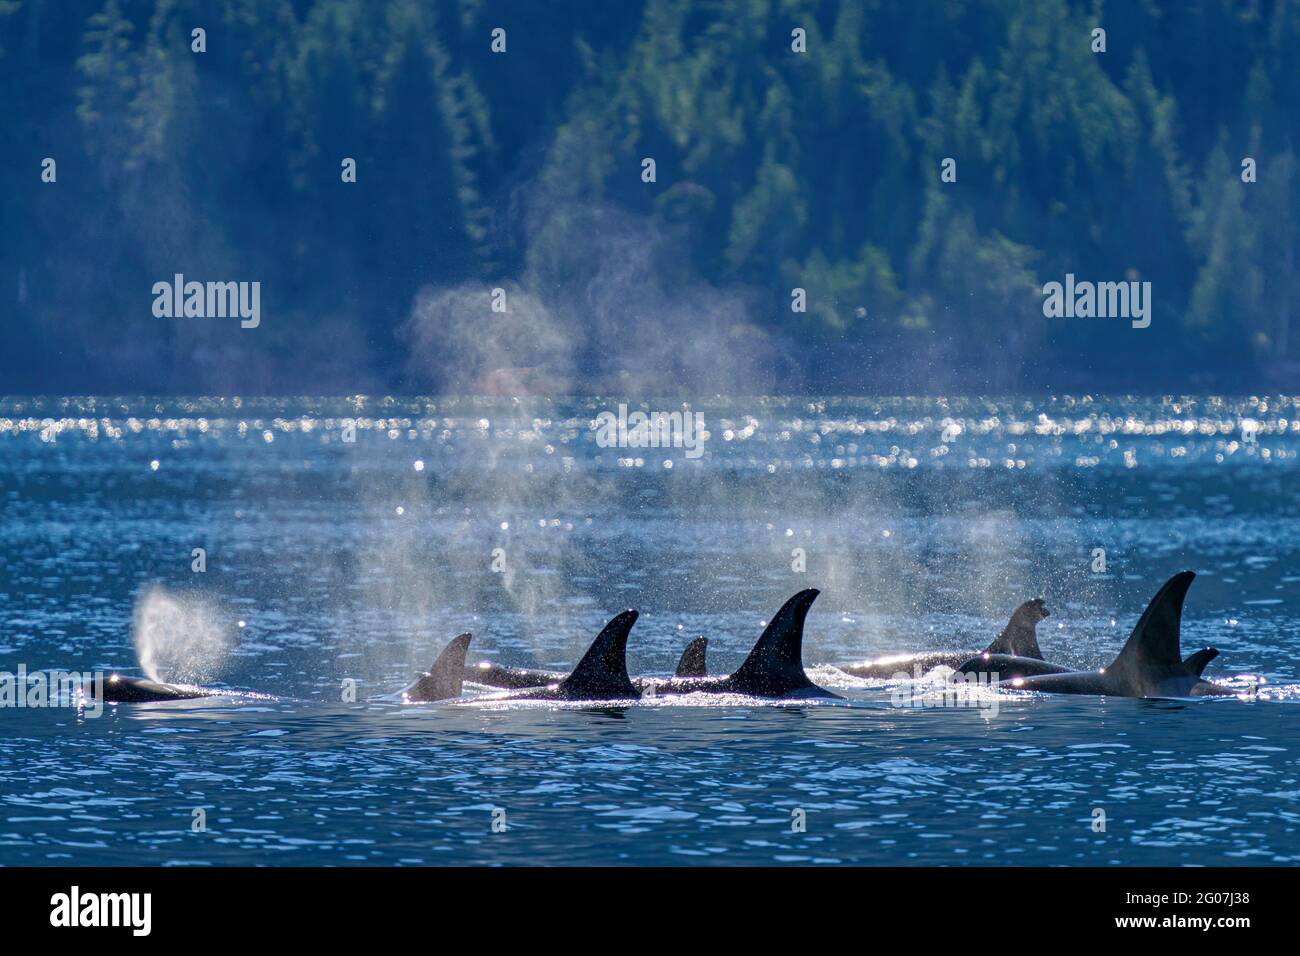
[1107,572,1194,686]
[984,598,1048,659]
[674,637,708,677]
[726,589,819,696]
[1183,646,1218,677]
[559,610,639,699]
[405,633,472,701]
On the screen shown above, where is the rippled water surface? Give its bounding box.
[1,396,1298,865]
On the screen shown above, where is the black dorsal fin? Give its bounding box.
[984,598,1048,659]
[1183,646,1218,677]
[559,610,639,699]
[674,637,708,677]
[1107,572,1195,688]
[405,633,472,701]
[726,589,820,696]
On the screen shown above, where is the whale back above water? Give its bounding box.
[402,633,473,702]
[464,660,563,689]
[956,653,1070,680]
[957,646,1221,683]
[96,674,212,703]
[838,598,1051,679]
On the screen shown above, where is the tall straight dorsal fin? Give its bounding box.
[405,632,472,701]
[559,610,639,699]
[1107,572,1195,685]
[984,598,1048,659]
[1183,646,1218,677]
[674,637,708,677]
[726,589,819,695]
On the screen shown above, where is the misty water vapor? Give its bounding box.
[403,202,788,395]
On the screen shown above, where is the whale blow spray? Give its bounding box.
[131,586,232,685]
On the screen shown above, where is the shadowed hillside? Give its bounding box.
[1,0,1297,393]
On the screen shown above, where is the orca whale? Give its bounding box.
[1183,646,1219,676]
[465,636,708,690]
[672,636,709,678]
[487,591,837,702]
[463,659,559,690]
[638,589,842,700]
[491,610,641,701]
[401,633,473,702]
[94,674,212,703]
[837,597,1050,679]
[1005,572,1237,698]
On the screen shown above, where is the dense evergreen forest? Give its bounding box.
[2,0,1298,393]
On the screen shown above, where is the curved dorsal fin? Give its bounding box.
[406,632,472,701]
[559,610,639,699]
[726,589,819,696]
[1107,572,1194,687]
[674,637,708,677]
[1183,646,1218,677]
[984,598,1048,659]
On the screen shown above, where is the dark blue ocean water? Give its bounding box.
[1,396,1297,866]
